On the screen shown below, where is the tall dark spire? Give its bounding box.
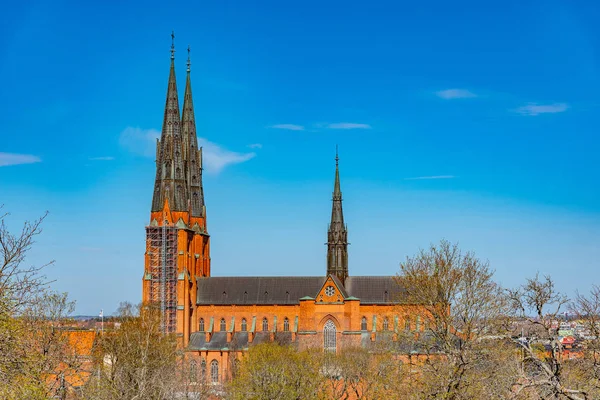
[151,33,187,212]
[327,147,348,283]
[181,45,205,217]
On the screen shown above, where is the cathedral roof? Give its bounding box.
[196,276,406,305]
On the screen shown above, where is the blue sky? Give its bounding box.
[1,0,599,315]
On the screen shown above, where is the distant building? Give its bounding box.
[141,36,426,384]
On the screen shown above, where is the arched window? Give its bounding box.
[404,317,411,331]
[383,317,389,331]
[210,360,219,383]
[324,320,337,352]
[416,315,421,331]
[241,318,247,332]
[199,318,205,332]
[220,318,226,331]
[201,359,206,382]
[283,317,289,332]
[189,360,197,383]
[262,317,269,332]
[361,317,367,331]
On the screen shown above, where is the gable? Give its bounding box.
[315,275,346,303]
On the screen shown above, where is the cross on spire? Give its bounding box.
[170,31,175,60]
[187,45,191,72]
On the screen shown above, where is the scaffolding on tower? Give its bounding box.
[145,222,178,334]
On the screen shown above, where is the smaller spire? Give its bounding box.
[170,31,175,60]
[187,45,191,72]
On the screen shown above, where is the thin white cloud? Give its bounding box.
[198,137,255,174]
[119,127,161,157]
[247,143,263,149]
[269,124,305,131]
[404,175,455,181]
[89,156,115,161]
[119,126,255,174]
[327,122,372,129]
[0,152,41,167]
[436,89,477,99]
[515,103,569,116]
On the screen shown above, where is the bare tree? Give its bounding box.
[0,207,53,315]
[397,239,512,400]
[81,303,179,400]
[508,273,588,400]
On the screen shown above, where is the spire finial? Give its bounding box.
[187,45,191,72]
[170,31,175,60]
[335,145,339,167]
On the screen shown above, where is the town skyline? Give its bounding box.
[1,0,599,315]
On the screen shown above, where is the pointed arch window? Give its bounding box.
[199,318,205,332]
[220,318,226,331]
[210,360,219,383]
[324,320,337,352]
[189,360,197,383]
[241,318,247,332]
[262,317,269,332]
[361,317,367,331]
[283,317,289,332]
[416,315,421,331]
[383,317,389,331]
[201,358,206,382]
[404,317,411,331]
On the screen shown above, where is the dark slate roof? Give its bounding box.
[197,275,405,305]
[197,276,326,305]
[344,276,405,304]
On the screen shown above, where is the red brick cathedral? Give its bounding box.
[142,36,424,384]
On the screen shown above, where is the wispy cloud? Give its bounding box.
[119,127,161,157]
[89,156,115,161]
[269,124,305,131]
[327,122,372,130]
[404,175,456,181]
[119,126,255,173]
[247,143,263,149]
[0,152,41,167]
[198,137,255,174]
[436,89,477,100]
[515,103,569,116]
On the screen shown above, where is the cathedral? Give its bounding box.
[142,36,425,384]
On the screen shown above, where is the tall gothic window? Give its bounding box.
[220,318,226,331]
[199,318,205,332]
[404,317,411,331]
[416,315,421,331]
[283,317,289,332]
[189,360,197,383]
[210,360,219,383]
[201,359,206,382]
[383,317,389,331]
[241,318,247,332]
[324,320,337,352]
[361,317,367,331]
[262,318,269,332]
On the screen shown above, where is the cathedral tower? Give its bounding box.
[143,35,210,345]
[326,149,348,283]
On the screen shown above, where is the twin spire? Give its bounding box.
[151,33,205,217]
